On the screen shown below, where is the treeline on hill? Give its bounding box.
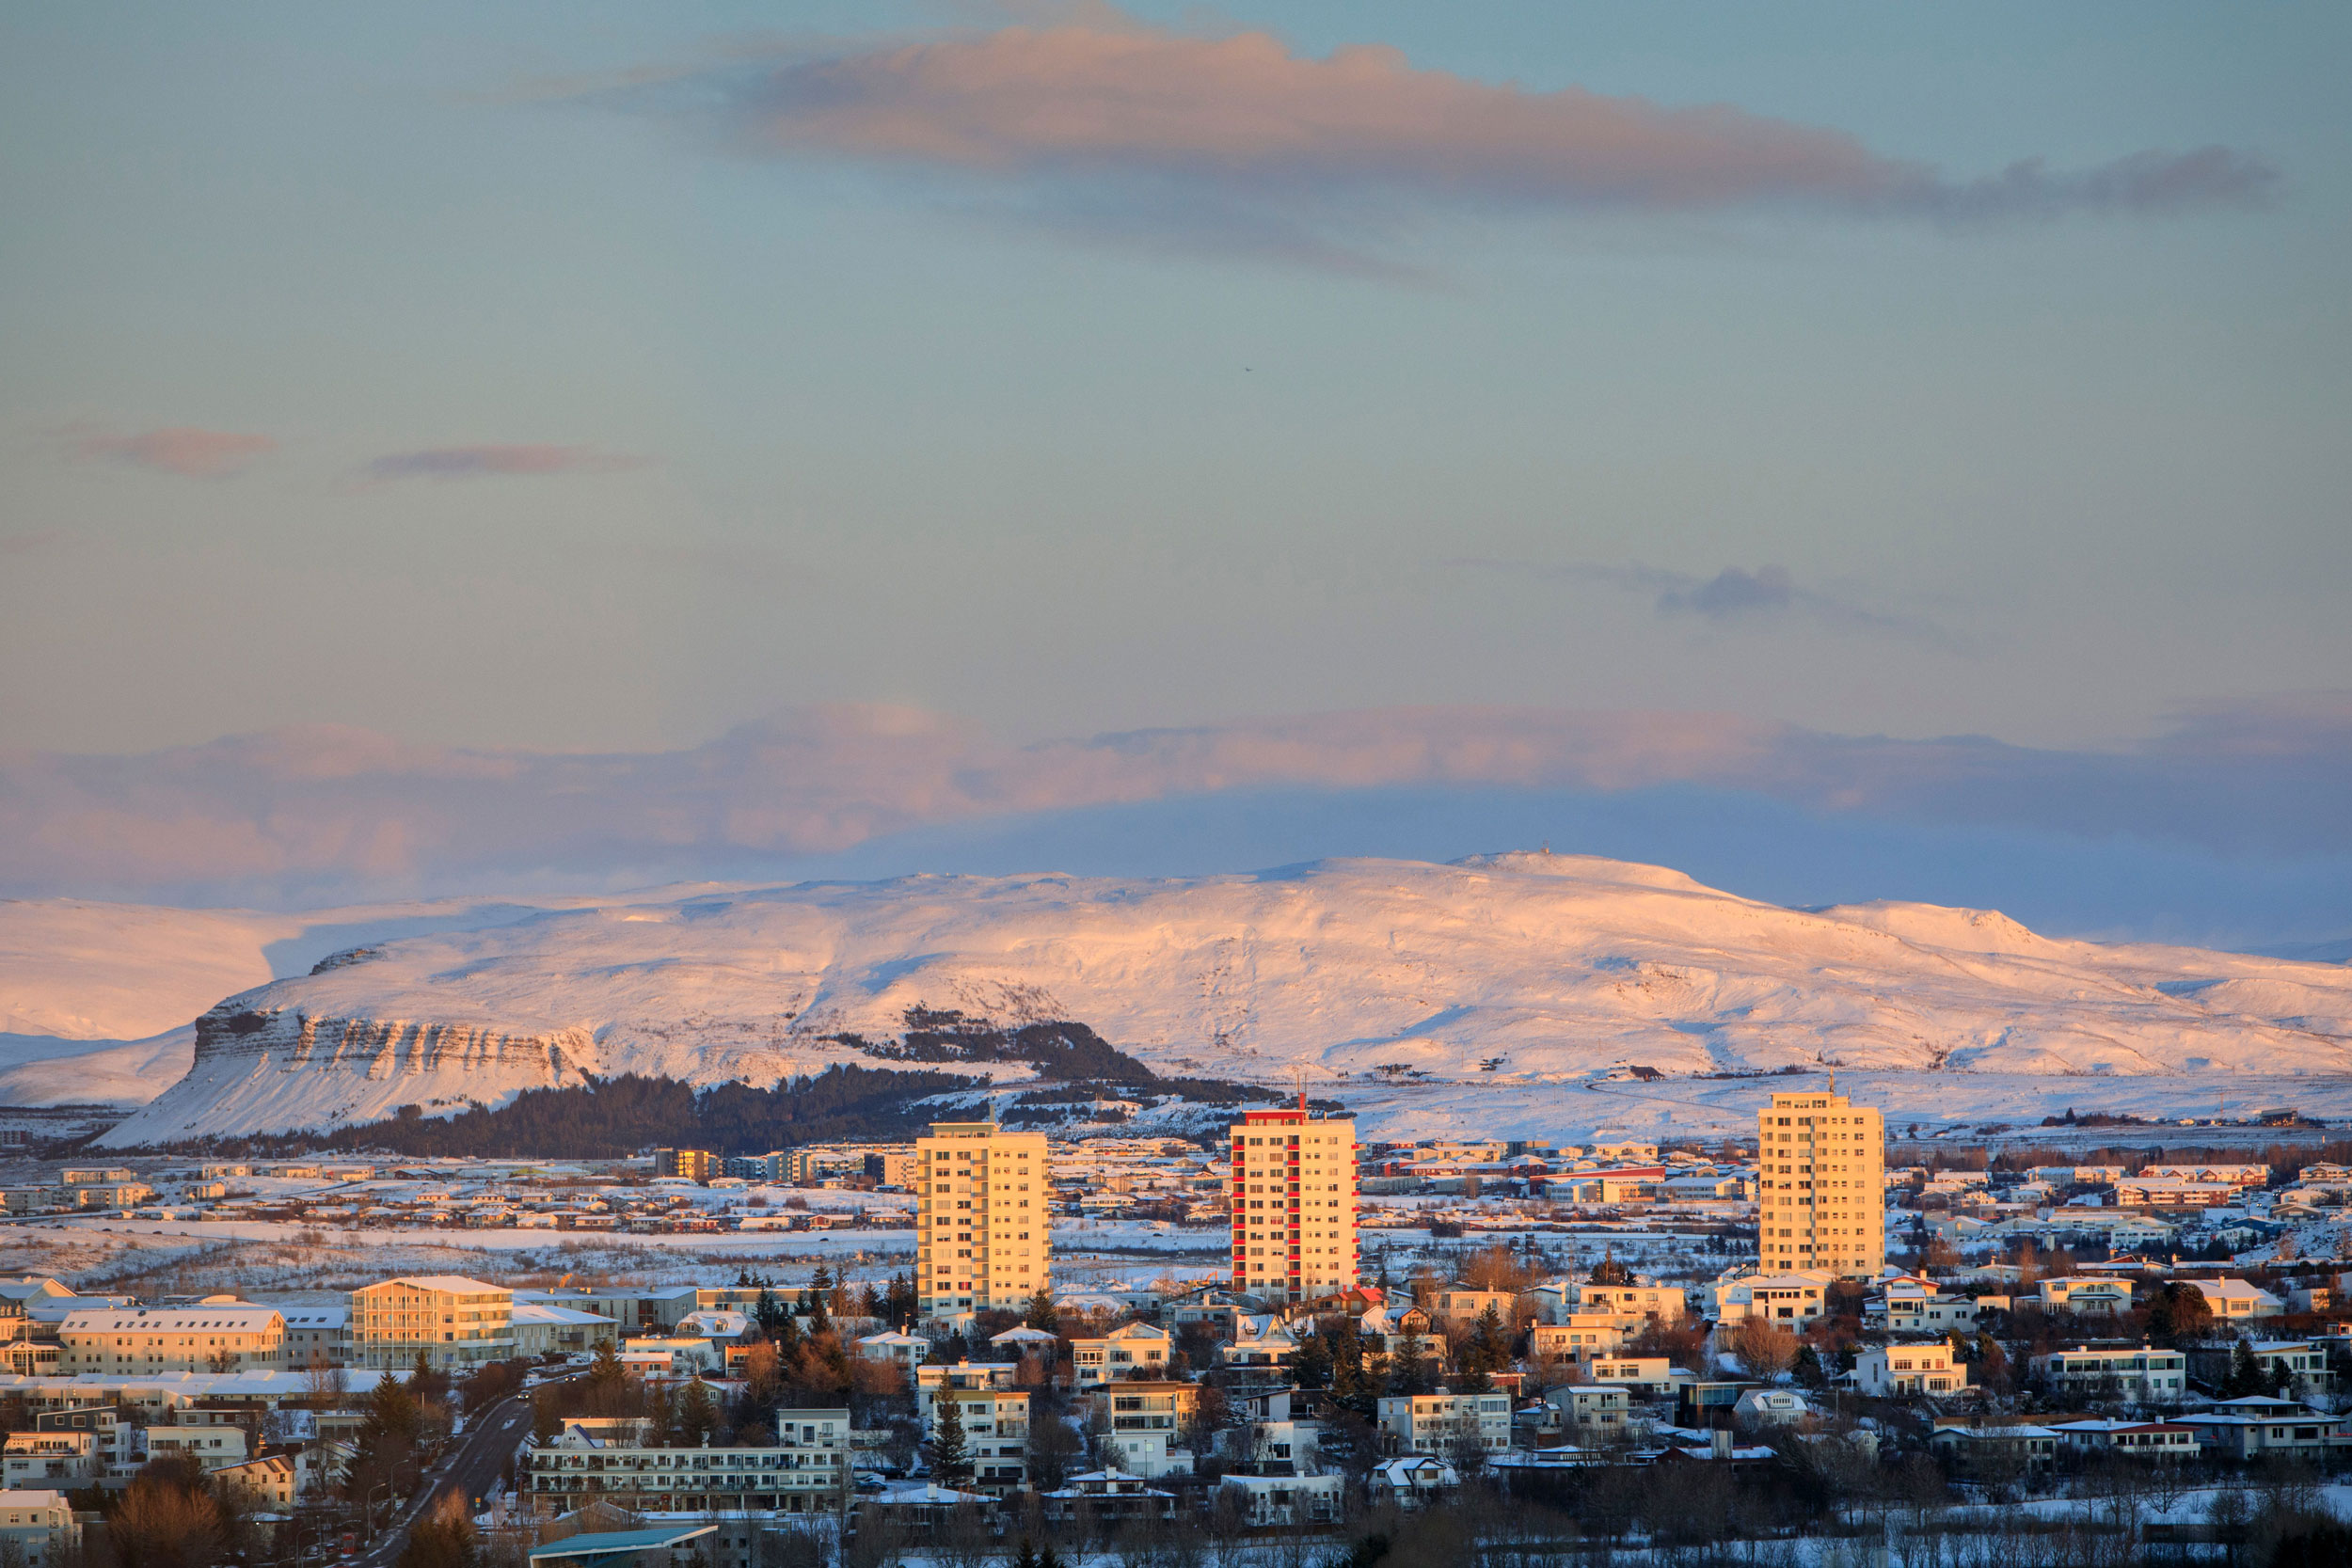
[842,1011,1275,1106]
[268,1065,981,1159]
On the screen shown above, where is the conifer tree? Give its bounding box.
[926,1394,973,1487]
[1025,1287,1057,1332]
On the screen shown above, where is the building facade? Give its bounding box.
[523,1413,850,1515]
[914,1122,1049,1323]
[346,1276,514,1370]
[57,1306,284,1373]
[1229,1107,1358,1303]
[1756,1092,1883,1276]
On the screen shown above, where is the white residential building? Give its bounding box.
[2029,1344,2186,1402]
[1090,1383,1199,1479]
[1378,1391,1513,1454]
[346,1277,513,1370]
[1713,1271,1836,1326]
[2189,1279,2283,1320]
[1217,1472,1344,1526]
[1854,1342,1968,1397]
[853,1331,930,1369]
[1072,1321,1171,1386]
[915,1122,1049,1323]
[2037,1277,2134,1314]
[1230,1108,1358,1303]
[0,1490,79,1568]
[927,1387,1032,1495]
[1756,1092,1883,1276]
[58,1305,285,1373]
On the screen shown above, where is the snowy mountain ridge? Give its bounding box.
[94,851,2352,1147]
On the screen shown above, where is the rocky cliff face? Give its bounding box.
[106,993,603,1145]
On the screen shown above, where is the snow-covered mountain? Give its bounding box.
[93,852,2352,1147]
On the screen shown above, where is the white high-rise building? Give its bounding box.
[916,1121,1049,1323]
[1229,1106,1358,1302]
[1756,1091,1883,1277]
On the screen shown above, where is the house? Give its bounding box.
[1378,1391,1513,1455]
[2187,1339,2336,1396]
[1369,1455,1456,1508]
[1427,1288,1517,1327]
[852,1331,929,1369]
[1217,1472,1344,1526]
[1041,1471,1175,1525]
[2172,1398,2350,1461]
[1877,1277,1988,1334]
[2036,1277,2135,1315]
[2187,1279,2283,1320]
[1711,1272,1835,1326]
[1929,1424,2058,1479]
[1583,1357,1683,1398]
[987,1325,1059,1369]
[1540,1385,1629,1436]
[1070,1322,1170,1386]
[214,1452,301,1508]
[1527,1277,1683,1325]
[1089,1383,1199,1479]
[1853,1342,1967,1397]
[1221,1320,1301,1371]
[926,1387,1031,1494]
[144,1423,250,1471]
[1528,1315,1631,1364]
[2047,1419,2198,1458]
[914,1361,1016,1419]
[0,1490,79,1568]
[2029,1345,2186,1402]
[509,1304,619,1359]
[1732,1389,1811,1426]
[1,1433,98,1490]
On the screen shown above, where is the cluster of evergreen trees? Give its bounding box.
[298,1064,978,1159]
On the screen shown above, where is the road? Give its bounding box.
[357,1397,533,1566]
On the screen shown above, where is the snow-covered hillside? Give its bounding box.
[94,852,2352,1146]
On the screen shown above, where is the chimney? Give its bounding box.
[1711,1428,1732,1460]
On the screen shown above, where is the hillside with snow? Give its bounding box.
[83,852,2352,1146]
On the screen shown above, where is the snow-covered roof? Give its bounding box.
[60,1306,283,1332]
[357,1275,510,1295]
[513,1304,615,1327]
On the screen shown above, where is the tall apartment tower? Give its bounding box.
[1230,1104,1358,1302]
[1756,1090,1884,1277]
[916,1121,1050,1323]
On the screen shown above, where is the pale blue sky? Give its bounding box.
[3,0,2346,763]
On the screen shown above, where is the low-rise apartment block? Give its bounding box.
[1378,1390,1513,1454]
[2027,1344,2185,1402]
[347,1276,513,1370]
[1089,1383,1199,1479]
[58,1305,284,1373]
[523,1411,850,1516]
[1855,1342,1968,1397]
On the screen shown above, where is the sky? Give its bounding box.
[2,3,2347,942]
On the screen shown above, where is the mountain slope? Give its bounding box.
[95,852,2352,1146]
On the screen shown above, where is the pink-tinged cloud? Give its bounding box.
[2,697,2348,909]
[68,428,276,479]
[362,445,650,482]
[700,18,2273,226]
